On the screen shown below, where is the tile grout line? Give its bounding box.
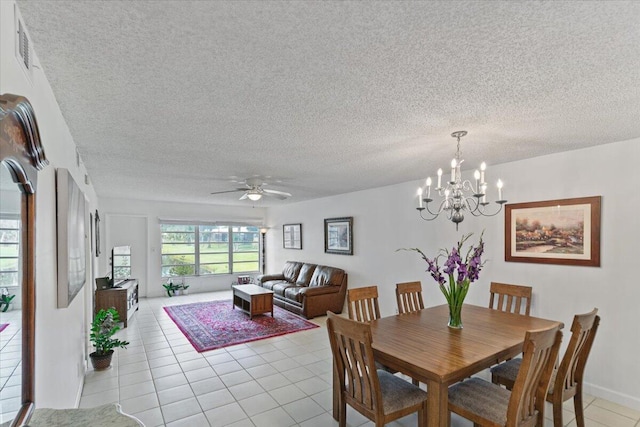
[83,292,638,427]
[146,296,251,426]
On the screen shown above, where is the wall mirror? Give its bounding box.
[0,163,22,424]
[0,94,48,426]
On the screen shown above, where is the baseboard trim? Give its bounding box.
[74,382,83,408]
[584,381,640,412]
[75,360,87,408]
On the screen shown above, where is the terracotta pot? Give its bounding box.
[90,350,114,370]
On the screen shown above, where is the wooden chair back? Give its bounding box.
[489,282,533,316]
[326,312,383,421]
[347,286,381,323]
[554,309,600,400]
[507,325,562,427]
[491,309,600,427]
[395,281,424,314]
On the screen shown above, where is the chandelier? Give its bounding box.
[416,131,506,230]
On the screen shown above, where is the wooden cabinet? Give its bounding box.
[95,279,139,328]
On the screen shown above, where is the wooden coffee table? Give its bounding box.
[232,284,274,319]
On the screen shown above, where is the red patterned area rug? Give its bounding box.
[0,323,8,333]
[163,300,319,352]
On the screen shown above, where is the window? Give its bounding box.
[0,216,20,287]
[161,223,260,277]
[112,246,131,280]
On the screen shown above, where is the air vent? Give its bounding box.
[18,20,30,70]
[14,5,34,83]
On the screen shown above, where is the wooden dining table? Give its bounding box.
[332,304,563,427]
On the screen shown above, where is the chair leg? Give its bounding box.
[339,398,346,427]
[552,399,563,427]
[574,386,586,427]
[418,403,426,426]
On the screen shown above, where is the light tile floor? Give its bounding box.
[0,308,22,424]
[80,291,640,427]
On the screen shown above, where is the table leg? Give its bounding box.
[426,380,449,427]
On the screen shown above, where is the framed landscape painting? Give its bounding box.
[283,223,302,249]
[324,217,353,255]
[505,196,601,267]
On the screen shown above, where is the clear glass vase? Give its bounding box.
[448,304,463,329]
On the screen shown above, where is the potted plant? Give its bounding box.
[89,308,129,370]
[181,283,190,295]
[162,279,177,297]
[0,293,15,312]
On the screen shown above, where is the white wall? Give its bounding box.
[99,197,266,297]
[1,1,100,410]
[266,138,640,410]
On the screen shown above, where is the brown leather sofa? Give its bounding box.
[257,261,347,319]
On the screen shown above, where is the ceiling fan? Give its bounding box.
[210,177,292,201]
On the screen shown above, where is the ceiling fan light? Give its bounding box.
[247,193,262,201]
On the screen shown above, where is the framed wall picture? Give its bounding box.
[95,209,101,257]
[324,217,353,255]
[283,223,302,249]
[505,196,601,267]
[56,168,87,308]
[90,212,94,255]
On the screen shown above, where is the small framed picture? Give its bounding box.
[237,275,252,284]
[283,223,302,249]
[324,217,353,255]
[505,196,601,267]
[95,209,101,257]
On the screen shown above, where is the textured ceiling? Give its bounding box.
[15,1,640,206]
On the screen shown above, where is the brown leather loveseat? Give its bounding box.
[257,261,347,319]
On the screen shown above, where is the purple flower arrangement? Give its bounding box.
[400,232,485,327]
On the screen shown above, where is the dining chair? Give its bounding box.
[347,286,381,323]
[347,285,419,385]
[491,309,600,427]
[448,324,562,427]
[395,281,424,315]
[489,282,533,315]
[326,312,428,427]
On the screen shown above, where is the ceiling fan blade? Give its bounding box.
[261,190,291,200]
[262,189,292,197]
[238,193,249,200]
[210,188,246,195]
[262,193,287,200]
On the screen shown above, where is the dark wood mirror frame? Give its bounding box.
[0,94,48,426]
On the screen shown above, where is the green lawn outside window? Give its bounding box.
[161,224,260,277]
